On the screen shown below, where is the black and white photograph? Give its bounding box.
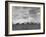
[5,1,45,36]
[12,6,40,30]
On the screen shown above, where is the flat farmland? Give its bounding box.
[12,23,40,30]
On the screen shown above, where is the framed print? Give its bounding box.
[5,1,45,36]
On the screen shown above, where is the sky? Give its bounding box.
[12,6,40,24]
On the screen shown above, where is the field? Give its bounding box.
[12,23,40,30]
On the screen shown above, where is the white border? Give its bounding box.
[8,2,43,34]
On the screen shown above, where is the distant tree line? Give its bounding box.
[13,22,40,25]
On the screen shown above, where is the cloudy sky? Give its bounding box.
[12,6,40,24]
